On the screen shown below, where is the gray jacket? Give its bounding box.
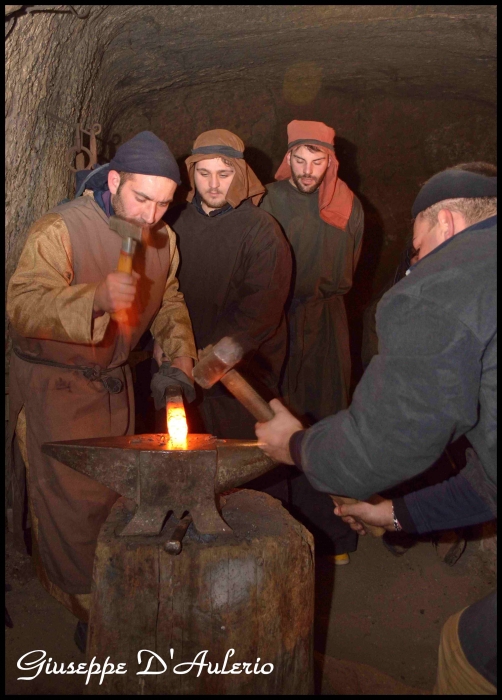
[299,216,497,508]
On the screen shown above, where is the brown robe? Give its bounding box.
[165,197,292,439]
[7,194,196,594]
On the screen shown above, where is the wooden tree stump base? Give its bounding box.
[86,489,314,695]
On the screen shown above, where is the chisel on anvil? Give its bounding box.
[193,336,385,537]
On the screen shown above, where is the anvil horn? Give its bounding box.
[42,434,278,537]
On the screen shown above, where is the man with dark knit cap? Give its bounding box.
[161,128,292,441]
[256,166,497,694]
[7,131,197,650]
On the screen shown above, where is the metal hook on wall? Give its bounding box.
[46,111,120,163]
[66,122,102,172]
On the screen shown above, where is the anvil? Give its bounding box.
[42,434,277,537]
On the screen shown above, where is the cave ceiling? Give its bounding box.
[9,5,495,122]
[92,5,497,122]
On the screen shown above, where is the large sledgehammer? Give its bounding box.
[193,336,275,423]
[193,336,385,537]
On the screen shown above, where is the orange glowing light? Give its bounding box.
[167,399,188,444]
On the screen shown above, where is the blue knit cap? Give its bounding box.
[109,131,181,185]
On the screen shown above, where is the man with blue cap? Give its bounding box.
[7,131,197,650]
[255,165,497,693]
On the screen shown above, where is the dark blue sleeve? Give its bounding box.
[393,472,496,535]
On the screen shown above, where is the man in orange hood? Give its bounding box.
[260,120,364,564]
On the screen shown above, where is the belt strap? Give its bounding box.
[13,346,125,394]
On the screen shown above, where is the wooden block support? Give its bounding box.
[86,489,314,695]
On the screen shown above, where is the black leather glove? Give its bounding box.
[150,361,196,410]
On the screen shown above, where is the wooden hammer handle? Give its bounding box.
[220,369,275,422]
[219,367,384,539]
[113,250,134,325]
[330,495,386,537]
[117,250,133,274]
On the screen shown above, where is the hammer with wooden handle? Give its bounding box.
[193,336,274,422]
[108,215,143,325]
[193,336,385,537]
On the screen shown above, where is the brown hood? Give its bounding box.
[185,129,265,208]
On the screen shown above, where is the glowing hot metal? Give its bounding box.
[166,391,188,445]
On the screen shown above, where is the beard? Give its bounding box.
[290,167,327,194]
[200,190,228,210]
[111,190,151,227]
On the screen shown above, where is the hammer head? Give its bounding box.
[193,336,243,389]
[109,215,143,242]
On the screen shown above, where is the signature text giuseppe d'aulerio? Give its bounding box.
[17,648,275,685]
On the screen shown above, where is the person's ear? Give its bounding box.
[108,169,121,195]
[286,151,292,167]
[438,209,455,241]
[450,210,469,236]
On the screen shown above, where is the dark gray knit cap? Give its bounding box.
[412,170,497,218]
[109,131,181,185]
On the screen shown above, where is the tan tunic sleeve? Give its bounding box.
[7,213,110,344]
[150,225,197,361]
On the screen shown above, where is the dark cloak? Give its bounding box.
[261,179,364,422]
[164,197,292,439]
[260,178,364,555]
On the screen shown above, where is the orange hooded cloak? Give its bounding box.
[275,120,354,230]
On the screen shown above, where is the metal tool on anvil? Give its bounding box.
[193,336,385,537]
[42,434,277,540]
[108,216,144,325]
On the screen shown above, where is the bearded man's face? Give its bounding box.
[109,172,176,227]
[288,145,330,194]
[194,157,236,212]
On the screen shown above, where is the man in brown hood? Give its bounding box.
[161,128,292,442]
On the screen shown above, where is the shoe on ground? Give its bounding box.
[333,553,350,566]
[382,530,415,557]
[317,552,350,566]
[74,620,88,653]
[433,532,466,566]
